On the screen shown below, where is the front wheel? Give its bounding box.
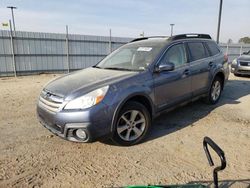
[112,101,151,146]
[205,77,223,105]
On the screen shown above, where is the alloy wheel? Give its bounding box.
[211,80,221,101]
[117,110,146,141]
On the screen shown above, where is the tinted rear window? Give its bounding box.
[187,42,208,61]
[206,42,220,56]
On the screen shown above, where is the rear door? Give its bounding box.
[154,43,192,111]
[186,41,211,96]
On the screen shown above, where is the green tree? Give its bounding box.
[239,37,250,44]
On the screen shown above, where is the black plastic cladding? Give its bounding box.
[130,36,168,43]
[169,34,212,41]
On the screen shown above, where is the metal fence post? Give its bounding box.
[226,44,229,55]
[109,29,112,53]
[66,25,70,73]
[9,20,17,77]
[216,0,223,43]
[240,45,242,55]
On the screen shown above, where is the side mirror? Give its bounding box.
[154,62,175,73]
[242,52,248,55]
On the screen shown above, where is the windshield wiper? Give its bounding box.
[103,67,134,71]
[92,65,102,69]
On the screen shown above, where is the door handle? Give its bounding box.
[183,69,190,75]
[209,62,214,67]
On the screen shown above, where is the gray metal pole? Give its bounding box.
[109,29,112,53]
[216,0,223,43]
[66,25,70,73]
[9,20,17,77]
[170,24,175,36]
[240,45,243,55]
[7,6,17,33]
[11,8,16,32]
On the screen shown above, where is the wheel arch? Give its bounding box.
[213,71,225,90]
[110,93,154,132]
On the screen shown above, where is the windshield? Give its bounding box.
[96,43,164,71]
[244,50,250,55]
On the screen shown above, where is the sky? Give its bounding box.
[0,0,249,43]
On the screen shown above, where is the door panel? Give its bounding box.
[189,59,210,95]
[154,66,191,110]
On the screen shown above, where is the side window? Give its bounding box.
[187,42,208,61]
[161,43,187,68]
[206,42,221,56]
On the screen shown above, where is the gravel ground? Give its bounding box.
[0,73,249,188]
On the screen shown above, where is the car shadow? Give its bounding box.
[145,78,250,143]
[188,178,250,187]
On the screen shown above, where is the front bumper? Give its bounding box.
[231,63,250,75]
[37,102,112,142]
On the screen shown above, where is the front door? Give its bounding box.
[154,43,192,111]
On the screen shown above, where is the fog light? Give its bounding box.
[75,129,87,140]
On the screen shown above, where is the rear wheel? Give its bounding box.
[112,101,151,146]
[205,77,223,105]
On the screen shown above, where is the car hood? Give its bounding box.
[238,55,250,61]
[44,67,138,98]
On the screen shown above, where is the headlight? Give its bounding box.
[231,59,238,66]
[64,86,109,110]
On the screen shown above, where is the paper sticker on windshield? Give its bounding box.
[137,47,152,52]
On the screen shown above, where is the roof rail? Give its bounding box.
[130,36,168,43]
[170,34,212,41]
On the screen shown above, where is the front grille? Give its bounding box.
[38,90,64,113]
[240,61,250,66]
[238,70,250,73]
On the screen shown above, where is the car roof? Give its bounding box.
[128,34,214,47]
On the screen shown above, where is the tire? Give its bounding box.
[111,101,151,146]
[204,76,223,105]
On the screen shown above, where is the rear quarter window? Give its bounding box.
[206,42,221,56]
[187,42,208,61]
